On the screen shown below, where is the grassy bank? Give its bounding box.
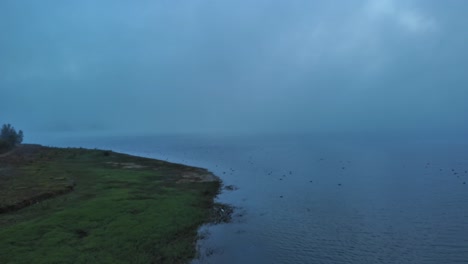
[0,145,221,264]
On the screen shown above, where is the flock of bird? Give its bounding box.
[160,148,467,202]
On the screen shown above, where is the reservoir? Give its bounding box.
[38,134,468,264]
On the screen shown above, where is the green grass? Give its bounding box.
[0,146,220,264]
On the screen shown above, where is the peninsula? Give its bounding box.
[0,144,221,263]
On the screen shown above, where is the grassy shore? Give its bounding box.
[0,145,221,264]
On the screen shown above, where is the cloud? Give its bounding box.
[266,0,439,80]
[1,0,467,136]
[397,10,436,33]
[365,0,437,33]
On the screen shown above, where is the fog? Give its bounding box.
[2,0,468,138]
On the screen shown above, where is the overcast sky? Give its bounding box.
[1,0,468,137]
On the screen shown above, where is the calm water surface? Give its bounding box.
[35,134,468,264]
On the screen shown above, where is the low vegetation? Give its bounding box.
[0,145,221,264]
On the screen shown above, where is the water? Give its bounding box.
[34,134,468,263]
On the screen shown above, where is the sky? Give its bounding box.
[1,0,468,137]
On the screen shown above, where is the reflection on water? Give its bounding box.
[38,134,468,263]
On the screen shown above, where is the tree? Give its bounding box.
[0,124,23,148]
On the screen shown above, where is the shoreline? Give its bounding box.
[0,144,227,263]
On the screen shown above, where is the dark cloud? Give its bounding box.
[1,0,468,136]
